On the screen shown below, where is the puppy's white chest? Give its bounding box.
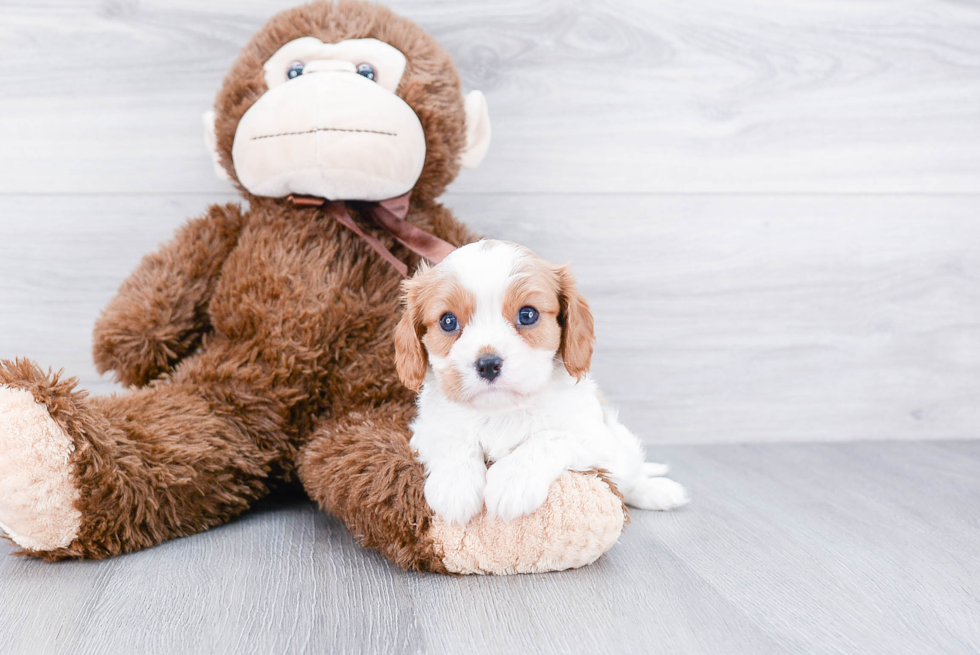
[476,410,540,462]
[473,386,601,462]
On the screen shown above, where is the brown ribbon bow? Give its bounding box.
[288,192,456,278]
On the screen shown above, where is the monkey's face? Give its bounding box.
[233,37,426,202]
[208,2,491,204]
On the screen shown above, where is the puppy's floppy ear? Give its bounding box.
[555,265,594,380]
[395,278,428,392]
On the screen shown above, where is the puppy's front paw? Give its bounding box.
[627,477,690,511]
[484,458,556,522]
[424,462,486,526]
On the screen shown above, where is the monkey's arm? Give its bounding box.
[93,203,246,387]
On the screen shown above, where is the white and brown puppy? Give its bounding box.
[395,240,689,525]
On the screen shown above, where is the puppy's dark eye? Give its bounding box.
[439,312,459,333]
[287,61,304,79]
[356,63,376,81]
[517,306,539,326]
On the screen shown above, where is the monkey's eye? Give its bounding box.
[356,63,376,81]
[517,306,539,326]
[439,313,459,333]
[287,61,304,79]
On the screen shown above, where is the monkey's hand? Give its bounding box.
[93,203,246,387]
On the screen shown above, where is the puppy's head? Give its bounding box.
[395,240,594,407]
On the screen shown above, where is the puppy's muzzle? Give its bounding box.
[476,354,503,382]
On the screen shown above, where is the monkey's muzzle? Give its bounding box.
[232,70,426,202]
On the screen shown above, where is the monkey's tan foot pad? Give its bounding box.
[429,471,627,575]
[0,385,82,552]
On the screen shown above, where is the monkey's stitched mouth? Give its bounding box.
[251,127,398,140]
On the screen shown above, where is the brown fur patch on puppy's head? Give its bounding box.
[504,245,594,380]
[396,241,596,399]
[394,272,429,393]
[504,252,563,354]
[395,263,476,393]
[214,0,467,202]
[553,264,594,380]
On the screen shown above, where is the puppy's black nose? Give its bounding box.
[476,355,503,382]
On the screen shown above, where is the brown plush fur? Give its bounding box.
[0,358,274,559]
[2,192,475,564]
[297,405,449,573]
[1,0,625,570]
[0,1,476,566]
[213,0,466,204]
[93,204,246,387]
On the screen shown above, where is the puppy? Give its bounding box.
[395,240,689,525]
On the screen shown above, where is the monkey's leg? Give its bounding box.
[297,404,628,574]
[0,358,286,559]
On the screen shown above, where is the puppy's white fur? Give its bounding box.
[396,240,689,525]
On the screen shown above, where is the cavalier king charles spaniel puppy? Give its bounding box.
[395,240,689,525]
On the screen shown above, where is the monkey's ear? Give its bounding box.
[460,91,491,169]
[202,111,232,182]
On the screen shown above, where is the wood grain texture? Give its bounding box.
[1,442,977,654]
[450,193,980,444]
[0,1,977,442]
[2,194,977,443]
[0,0,978,194]
[1,2,979,653]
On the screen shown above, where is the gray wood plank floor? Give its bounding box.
[1,1,979,653]
[1,441,977,655]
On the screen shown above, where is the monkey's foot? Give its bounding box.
[428,471,627,575]
[0,380,82,552]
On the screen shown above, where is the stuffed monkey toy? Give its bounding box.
[0,0,626,574]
